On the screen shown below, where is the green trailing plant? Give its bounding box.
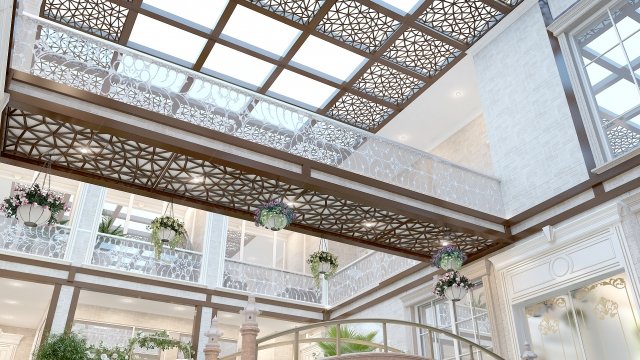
[98,215,124,236]
[1,183,69,225]
[318,326,378,356]
[432,245,467,270]
[433,270,474,298]
[132,330,193,358]
[307,250,339,287]
[254,200,296,231]
[33,332,90,360]
[148,215,187,258]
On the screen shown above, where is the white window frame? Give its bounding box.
[549,0,640,171]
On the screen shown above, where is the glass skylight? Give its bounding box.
[202,44,276,88]
[583,59,610,86]
[128,15,207,65]
[221,6,301,57]
[268,70,338,109]
[291,36,367,82]
[374,0,423,14]
[142,0,228,30]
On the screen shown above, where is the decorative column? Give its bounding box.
[66,184,106,266]
[0,0,13,111]
[203,316,223,360]
[239,296,260,360]
[202,213,228,288]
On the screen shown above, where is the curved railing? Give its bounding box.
[91,233,203,283]
[220,318,504,360]
[10,12,504,216]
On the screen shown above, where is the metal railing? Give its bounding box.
[222,259,321,304]
[0,216,70,260]
[220,319,504,360]
[91,233,203,283]
[11,12,504,216]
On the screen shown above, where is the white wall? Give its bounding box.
[472,0,589,216]
[548,0,579,18]
[0,0,12,110]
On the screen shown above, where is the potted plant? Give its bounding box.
[33,332,90,360]
[432,245,467,271]
[0,183,69,227]
[307,250,338,287]
[254,200,295,231]
[98,215,124,236]
[148,215,187,258]
[433,270,474,302]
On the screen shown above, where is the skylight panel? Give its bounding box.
[595,79,640,116]
[249,101,309,132]
[291,36,367,82]
[128,15,207,66]
[374,0,422,14]
[268,70,338,109]
[583,59,610,86]
[202,44,276,88]
[142,0,228,30]
[221,6,301,57]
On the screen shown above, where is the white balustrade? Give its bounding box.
[0,216,70,259]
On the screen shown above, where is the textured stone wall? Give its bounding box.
[430,116,495,176]
[473,4,589,217]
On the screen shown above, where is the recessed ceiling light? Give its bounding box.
[397,134,408,141]
[0,314,15,319]
[120,298,134,303]
[190,176,204,183]
[362,222,376,228]
[221,313,234,319]
[454,91,463,97]
[285,201,299,207]
[9,281,25,287]
[173,305,187,311]
[3,300,18,305]
[441,241,450,246]
[79,147,90,154]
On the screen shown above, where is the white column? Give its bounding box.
[49,285,75,334]
[202,213,228,287]
[0,0,13,111]
[65,184,106,266]
[199,307,217,360]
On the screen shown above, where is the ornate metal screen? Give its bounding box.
[0,216,70,260]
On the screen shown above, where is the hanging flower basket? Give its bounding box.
[432,245,467,271]
[307,250,339,288]
[433,270,474,302]
[0,183,68,227]
[148,215,187,259]
[254,200,295,231]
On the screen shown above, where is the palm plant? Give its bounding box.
[318,326,378,356]
[98,215,124,236]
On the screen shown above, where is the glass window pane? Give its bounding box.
[291,35,366,82]
[584,59,612,86]
[242,228,274,268]
[142,0,228,30]
[202,44,276,88]
[268,70,338,109]
[129,15,207,65]
[221,6,301,56]
[594,78,640,116]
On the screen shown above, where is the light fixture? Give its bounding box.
[80,147,90,154]
[454,91,463,97]
[190,176,204,183]
[0,314,15,319]
[397,134,408,141]
[362,222,376,228]
[441,241,450,246]
[3,299,18,305]
[173,305,186,311]
[9,281,25,287]
[120,298,134,303]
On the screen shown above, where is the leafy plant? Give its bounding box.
[433,270,475,298]
[148,215,187,258]
[307,250,339,287]
[318,326,378,356]
[132,330,193,358]
[254,200,295,230]
[33,332,90,360]
[1,183,69,225]
[98,215,124,236]
[432,245,467,270]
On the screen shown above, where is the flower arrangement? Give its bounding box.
[432,245,467,271]
[254,200,296,231]
[433,270,474,301]
[148,215,187,258]
[0,183,69,227]
[307,250,339,287]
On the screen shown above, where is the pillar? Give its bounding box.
[48,285,75,334]
[66,184,106,266]
[240,296,260,360]
[203,316,223,360]
[0,0,13,111]
[202,213,228,287]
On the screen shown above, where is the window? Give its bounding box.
[417,283,492,359]
[570,0,640,160]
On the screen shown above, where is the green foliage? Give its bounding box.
[307,250,339,287]
[98,216,124,236]
[148,216,187,258]
[33,332,90,360]
[318,326,378,356]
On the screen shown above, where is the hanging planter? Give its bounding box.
[433,270,474,302]
[307,250,339,288]
[432,245,467,271]
[0,183,68,227]
[254,200,295,231]
[148,214,187,259]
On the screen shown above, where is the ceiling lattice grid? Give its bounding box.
[39,0,521,132]
[2,108,502,260]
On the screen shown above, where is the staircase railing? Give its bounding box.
[220,318,504,360]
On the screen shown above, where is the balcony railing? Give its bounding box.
[10,13,504,216]
[223,259,321,304]
[328,251,419,306]
[91,233,203,283]
[0,216,70,260]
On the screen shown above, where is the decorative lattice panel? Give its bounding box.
[353,63,424,104]
[246,0,324,24]
[41,0,129,41]
[316,0,400,52]
[327,93,394,130]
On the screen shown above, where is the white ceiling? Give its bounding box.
[0,278,54,329]
[78,291,196,320]
[378,56,483,152]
